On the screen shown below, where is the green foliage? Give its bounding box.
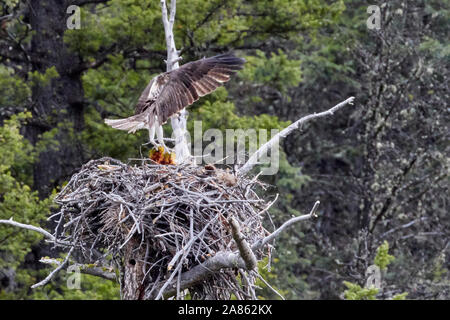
[29,272,120,300]
[392,292,408,300]
[374,241,395,271]
[343,281,378,300]
[80,53,149,158]
[0,115,120,300]
[82,106,144,159]
[0,114,53,296]
[273,152,311,193]
[0,113,34,174]
[255,257,288,300]
[432,253,448,282]
[28,67,59,87]
[241,50,302,93]
[0,66,30,109]
[343,241,408,300]
[190,96,290,133]
[34,127,61,154]
[4,0,19,9]
[64,0,162,57]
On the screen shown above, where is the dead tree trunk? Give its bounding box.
[122,238,146,300]
[161,0,191,163]
[26,0,86,197]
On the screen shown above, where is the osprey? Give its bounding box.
[104,53,245,150]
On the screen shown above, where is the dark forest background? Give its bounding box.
[0,0,448,299]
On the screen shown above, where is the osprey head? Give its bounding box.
[147,74,169,100]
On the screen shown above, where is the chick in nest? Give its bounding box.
[202,164,237,186]
[149,146,176,165]
[216,168,238,187]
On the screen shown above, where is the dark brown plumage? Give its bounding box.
[105,53,245,135]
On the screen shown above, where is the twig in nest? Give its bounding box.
[229,217,257,270]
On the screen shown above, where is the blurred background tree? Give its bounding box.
[0,0,448,299]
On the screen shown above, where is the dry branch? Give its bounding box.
[238,97,355,176]
[38,257,116,281]
[31,247,74,289]
[0,217,56,241]
[160,0,190,163]
[252,200,320,251]
[0,217,72,247]
[229,217,257,270]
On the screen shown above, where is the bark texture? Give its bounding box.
[26,0,85,197]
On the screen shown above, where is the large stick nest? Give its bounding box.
[52,157,270,299]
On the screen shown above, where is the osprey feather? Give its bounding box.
[104,53,245,150]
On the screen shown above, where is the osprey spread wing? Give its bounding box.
[104,53,245,144]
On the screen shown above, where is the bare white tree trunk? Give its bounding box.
[161,0,191,164]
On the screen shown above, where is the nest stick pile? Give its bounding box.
[52,157,269,299]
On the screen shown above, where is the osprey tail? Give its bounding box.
[104,113,147,133]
